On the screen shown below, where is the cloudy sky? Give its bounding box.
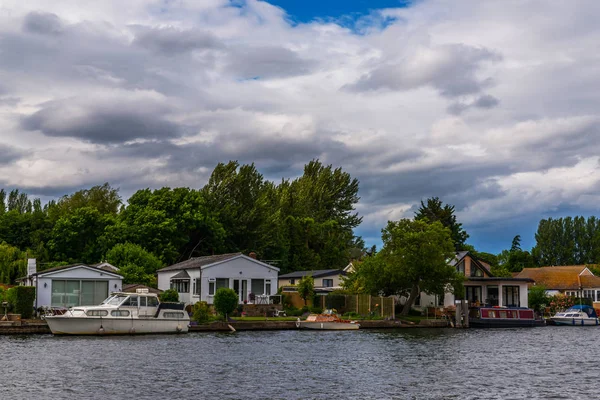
[1,0,599,254]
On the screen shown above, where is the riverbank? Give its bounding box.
[0,318,449,334]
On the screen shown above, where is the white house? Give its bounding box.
[20,259,123,309]
[278,269,347,293]
[157,252,279,306]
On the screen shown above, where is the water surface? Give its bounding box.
[0,327,593,399]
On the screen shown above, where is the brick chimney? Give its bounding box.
[249,252,257,259]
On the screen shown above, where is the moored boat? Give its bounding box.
[469,306,544,328]
[550,305,599,326]
[44,289,190,335]
[296,309,360,330]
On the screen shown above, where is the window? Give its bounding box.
[290,279,295,285]
[170,280,189,293]
[456,261,465,276]
[86,310,108,317]
[470,267,483,277]
[193,278,201,295]
[502,286,520,307]
[216,278,229,291]
[147,297,158,307]
[251,279,264,295]
[139,297,147,307]
[122,296,138,307]
[164,312,185,319]
[208,281,215,296]
[322,279,333,287]
[584,290,594,299]
[111,310,130,317]
[265,280,271,296]
[465,286,482,304]
[51,280,109,307]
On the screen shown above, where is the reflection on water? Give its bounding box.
[0,327,596,399]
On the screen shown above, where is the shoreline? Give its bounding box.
[0,318,450,334]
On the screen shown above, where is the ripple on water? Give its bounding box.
[0,327,597,399]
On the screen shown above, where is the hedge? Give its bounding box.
[6,286,36,319]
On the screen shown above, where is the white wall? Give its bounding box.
[36,267,122,308]
[158,256,279,306]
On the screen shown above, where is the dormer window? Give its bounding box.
[471,267,484,277]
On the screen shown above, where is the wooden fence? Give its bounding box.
[316,294,395,319]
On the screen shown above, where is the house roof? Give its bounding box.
[157,252,280,273]
[278,269,346,279]
[516,266,600,290]
[171,270,190,279]
[452,251,494,277]
[122,284,162,294]
[157,253,243,272]
[31,263,123,279]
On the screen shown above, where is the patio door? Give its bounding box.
[233,279,248,303]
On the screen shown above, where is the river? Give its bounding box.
[0,327,595,399]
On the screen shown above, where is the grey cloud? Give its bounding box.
[226,46,317,79]
[447,94,499,115]
[0,144,24,165]
[132,26,223,55]
[22,11,63,35]
[21,97,180,144]
[348,44,500,97]
[474,94,499,109]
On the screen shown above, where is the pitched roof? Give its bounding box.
[516,266,600,290]
[122,284,162,294]
[171,270,190,279]
[452,251,493,277]
[157,253,243,272]
[278,269,346,279]
[31,263,123,278]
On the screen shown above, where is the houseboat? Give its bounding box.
[296,309,359,330]
[469,306,543,328]
[44,289,189,335]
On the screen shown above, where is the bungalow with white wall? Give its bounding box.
[278,269,347,293]
[20,259,122,309]
[157,252,279,306]
[515,265,600,301]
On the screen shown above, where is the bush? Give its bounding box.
[160,289,179,303]
[6,286,36,319]
[343,311,360,319]
[284,306,303,316]
[309,307,323,314]
[213,288,239,317]
[192,301,211,323]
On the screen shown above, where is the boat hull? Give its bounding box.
[469,318,544,328]
[550,317,599,326]
[45,316,189,335]
[297,321,359,330]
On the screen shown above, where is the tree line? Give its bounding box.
[0,160,363,285]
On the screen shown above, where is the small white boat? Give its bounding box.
[296,309,360,330]
[550,305,599,326]
[45,289,190,335]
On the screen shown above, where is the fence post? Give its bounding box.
[380,296,384,317]
[356,295,359,314]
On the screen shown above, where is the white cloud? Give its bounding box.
[1,0,600,251]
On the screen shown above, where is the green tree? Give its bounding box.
[415,197,469,251]
[528,285,549,314]
[0,242,27,284]
[159,289,179,302]
[213,288,239,318]
[296,275,315,305]
[108,187,225,264]
[47,207,115,264]
[378,219,459,315]
[533,217,600,266]
[106,243,163,275]
[49,183,121,221]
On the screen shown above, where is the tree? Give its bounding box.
[379,219,459,315]
[0,242,27,284]
[528,285,549,315]
[50,183,121,220]
[106,243,163,275]
[159,289,179,302]
[415,197,469,251]
[296,275,315,306]
[213,288,239,318]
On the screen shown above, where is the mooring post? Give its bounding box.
[455,301,462,328]
[463,300,469,328]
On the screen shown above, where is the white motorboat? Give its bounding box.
[550,305,599,326]
[296,309,360,330]
[45,289,190,335]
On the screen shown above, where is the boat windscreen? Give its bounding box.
[101,295,129,306]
